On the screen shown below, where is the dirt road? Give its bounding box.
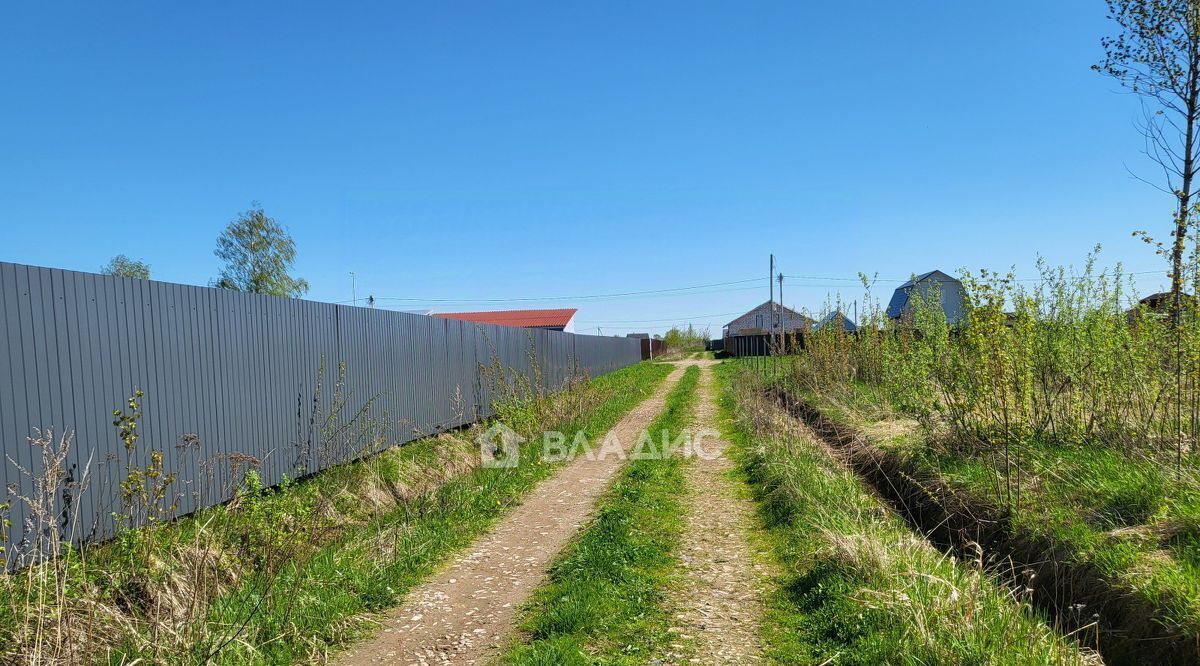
[667,362,769,664]
[334,362,693,666]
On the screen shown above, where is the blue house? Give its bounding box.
[886,270,965,325]
[814,310,858,333]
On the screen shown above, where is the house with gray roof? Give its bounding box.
[886,270,965,325]
[814,310,858,333]
[724,301,814,337]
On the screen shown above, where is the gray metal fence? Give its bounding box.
[0,261,641,554]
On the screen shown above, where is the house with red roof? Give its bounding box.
[433,308,578,333]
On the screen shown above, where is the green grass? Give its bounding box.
[796,377,1200,646]
[198,361,674,665]
[715,362,1088,665]
[500,365,700,665]
[1,361,673,665]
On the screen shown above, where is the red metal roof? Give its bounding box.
[433,308,578,329]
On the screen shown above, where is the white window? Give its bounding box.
[755,314,764,328]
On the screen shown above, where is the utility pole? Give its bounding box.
[778,272,785,353]
[350,272,356,306]
[769,254,775,357]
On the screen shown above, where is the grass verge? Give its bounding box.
[792,375,1200,662]
[0,361,672,665]
[716,362,1092,665]
[500,365,700,665]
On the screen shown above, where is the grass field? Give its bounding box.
[501,364,700,665]
[793,376,1200,658]
[752,261,1200,662]
[0,361,672,665]
[718,362,1092,665]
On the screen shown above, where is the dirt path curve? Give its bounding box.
[666,362,770,665]
[334,362,694,666]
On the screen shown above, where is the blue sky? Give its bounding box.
[0,2,1176,335]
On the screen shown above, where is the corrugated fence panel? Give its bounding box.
[0,261,641,556]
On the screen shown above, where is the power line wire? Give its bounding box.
[363,287,766,311]
[783,270,1164,284]
[578,310,744,324]
[343,269,1169,309]
[335,277,765,305]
